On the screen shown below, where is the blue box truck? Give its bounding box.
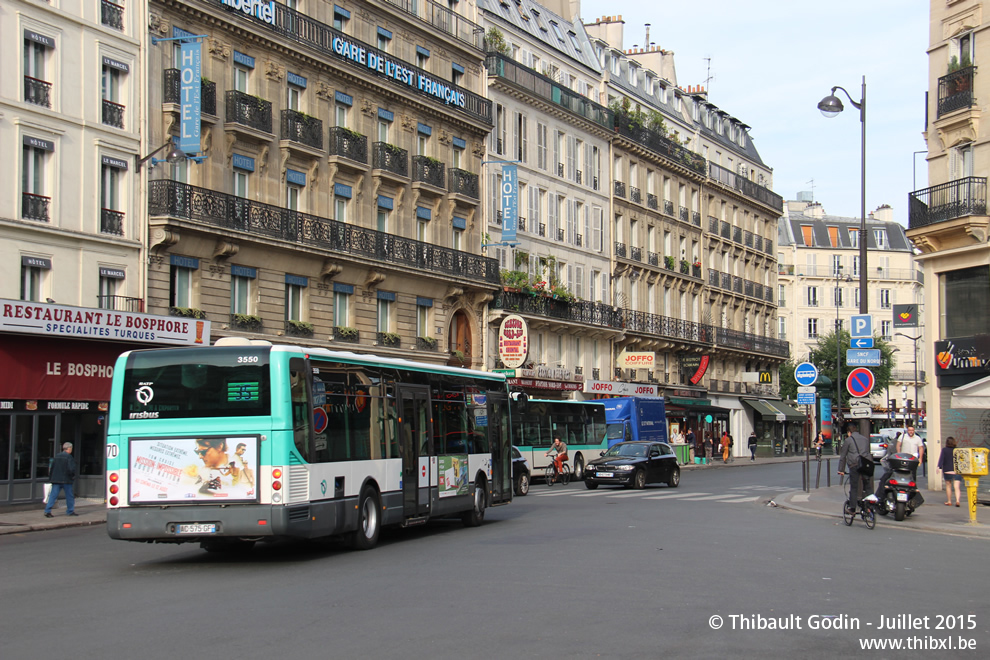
[603,397,668,447]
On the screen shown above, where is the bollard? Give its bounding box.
[826,458,831,487]
[815,459,822,488]
[801,460,807,492]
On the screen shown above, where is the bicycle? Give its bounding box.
[841,477,876,530]
[544,461,571,487]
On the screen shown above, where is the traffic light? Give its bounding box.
[888,399,895,410]
[907,399,913,411]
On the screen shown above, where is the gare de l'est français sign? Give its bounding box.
[217,0,467,108]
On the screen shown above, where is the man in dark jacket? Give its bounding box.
[837,424,872,513]
[44,442,77,517]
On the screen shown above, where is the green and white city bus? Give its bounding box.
[106,338,512,551]
[510,398,608,480]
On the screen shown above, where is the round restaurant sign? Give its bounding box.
[498,314,528,369]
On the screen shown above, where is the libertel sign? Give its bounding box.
[583,380,658,396]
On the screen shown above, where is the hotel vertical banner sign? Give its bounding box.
[178,39,202,154]
[501,164,518,244]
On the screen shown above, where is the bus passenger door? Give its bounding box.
[399,387,432,518]
[488,393,512,504]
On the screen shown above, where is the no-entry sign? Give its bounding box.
[846,367,875,398]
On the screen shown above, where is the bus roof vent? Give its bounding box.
[215,337,272,347]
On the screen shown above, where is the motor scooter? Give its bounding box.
[875,452,924,521]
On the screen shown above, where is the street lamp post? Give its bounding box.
[819,76,868,437]
[896,332,922,428]
[834,267,852,427]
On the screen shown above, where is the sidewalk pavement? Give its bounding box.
[3,456,988,538]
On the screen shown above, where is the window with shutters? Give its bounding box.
[576,266,584,300]
[807,286,819,307]
[567,200,576,243]
[592,207,603,251]
[536,122,547,170]
[807,318,818,339]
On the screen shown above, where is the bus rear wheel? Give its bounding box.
[351,486,381,550]
[573,455,585,481]
[463,479,487,527]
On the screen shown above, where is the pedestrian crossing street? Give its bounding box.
[529,484,785,505]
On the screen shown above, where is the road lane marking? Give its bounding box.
[643,492,714,500]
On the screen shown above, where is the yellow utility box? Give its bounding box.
[954,447,989,523]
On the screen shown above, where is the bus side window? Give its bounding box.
[289,358,312,462]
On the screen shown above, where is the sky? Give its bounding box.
[580,0,930,226]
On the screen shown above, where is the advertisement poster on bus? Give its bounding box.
[129,435,258,503]
[438,455,468,498]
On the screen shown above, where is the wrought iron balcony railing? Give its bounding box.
[149,180,499,284]
[708,161,784,212]
[909,176,988,229]
[615,242,627,258]
[518,217,526,232]
[412,155,445,188]
[630,186,642,204]
[614,181,626,198]
[647,193,658,210]
[937,65,977,117]
[102,99,125,128]
[663,200,674,216]
[98,296,144,313]
[485,52,613,130]
[22,192,51,222]
[630,246,642,261]
[333,327,360,343]
[24,76,52,107]
[283,110,324,151]
[163,69,217,115]
[713,327,789,358]
[225,90,272,134]
[709,216,720,233]
[592,368,600,380]
[692,211,701,227]
[385,0,485,50]
[648,251,659,267]
[720,221,731,239]
[491,291,623,329]
[101,209,124,236]
[416,336,439,351]
[557,228,565,242]
[448,168,479,199]
[101,0,124,30]
[538,223,546,237]
[615,114,707,176]
[372,142,408,177]
[733,226,743,243]
[679,206,689,222]
[328,126,367,163]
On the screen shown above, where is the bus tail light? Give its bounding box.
[110,496,119,506]
[272,468,282,479]
[272,480,282,490]
[109,472,119,483]
[109,484,119,494]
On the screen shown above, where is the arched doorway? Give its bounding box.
[447,309,473,366]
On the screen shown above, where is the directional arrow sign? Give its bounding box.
[849,406,873,419]
[851,337,874,349]
[846,367,876,398]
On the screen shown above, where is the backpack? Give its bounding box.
[851,435,874,476]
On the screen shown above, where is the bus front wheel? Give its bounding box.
[352,486,381,550]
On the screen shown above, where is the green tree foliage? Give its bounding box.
[779,359,798,400]
[807,329,896,402]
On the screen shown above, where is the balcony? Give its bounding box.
[733,226,743,243]
[692,211,701,227]
[333,327,360,344]
[630,186,642,204]
[708,161,783,213]
[328,126,368,166]
[538,223,546,237]
[282,110,324,152]
[229,313,263,332]
[490,291,623,330]
[720,221,731,239]
[576,233,583,247]
[908,176,987,229]
[486,53,613,130]
[622,310,714,345]
[615,242,627,258]
[648,251,659,267]
[149,180,499,285]
[615,114,706,176]
[592,368,601,380]
[614,181,626,198]
[692,264,702,278]
[102,99,125,128]
[557,228,565,241]
[448,168,480,200]
[518,217,526,232]
[708,216,719,233]
[647,193,658,210]
[576,170,582,185]
[24,76,52,108]
[416,336,439,351]
[101,208,125,236]
[412,155,445,190]
[98,296,144,313]
[372,142,408,179]
[163,69,216,116]
[384,0,485,51]
[713,327,789,358]
[225,90,273,137]
[630,246,642,262]
[376,332,401,348]
[663,200,674,216]
[22,192,50,222]
[937,66,976,117]
[679,207,689,223]
[101,0,124,30]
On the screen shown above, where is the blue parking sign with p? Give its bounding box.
[851,314,872,338]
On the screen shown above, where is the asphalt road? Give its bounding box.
[2,462,988,659]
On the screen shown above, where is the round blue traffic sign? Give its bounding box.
[794,362,819,387]
[846,368,875,398]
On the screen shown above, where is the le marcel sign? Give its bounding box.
[0,299,209,346]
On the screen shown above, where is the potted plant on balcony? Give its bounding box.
[664,255,675,269]
[232,314,262,331]
[287,320,315,337]
[418,336,438,350]
[485,27,510,56]
[169,306,207,319]
[500,269,530,292]
[448,349,467,366]
[680,258,690,272]
[693,260,702,268]
[379,331,401,347]
[334,326,359,341]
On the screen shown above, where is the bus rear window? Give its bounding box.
[121,347,271,419]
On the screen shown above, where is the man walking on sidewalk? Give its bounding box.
[44,442,77,518]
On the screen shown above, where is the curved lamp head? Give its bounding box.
[817,94,844,118]
[165,143,185,164]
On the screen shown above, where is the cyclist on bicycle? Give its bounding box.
[545,436,568,477]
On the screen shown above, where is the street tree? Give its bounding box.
[779,358,798,400]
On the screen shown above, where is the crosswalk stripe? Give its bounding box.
[717,496,759,503]
[687,494,742,501]
[607,491,658,498]
[643,492,713,500]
